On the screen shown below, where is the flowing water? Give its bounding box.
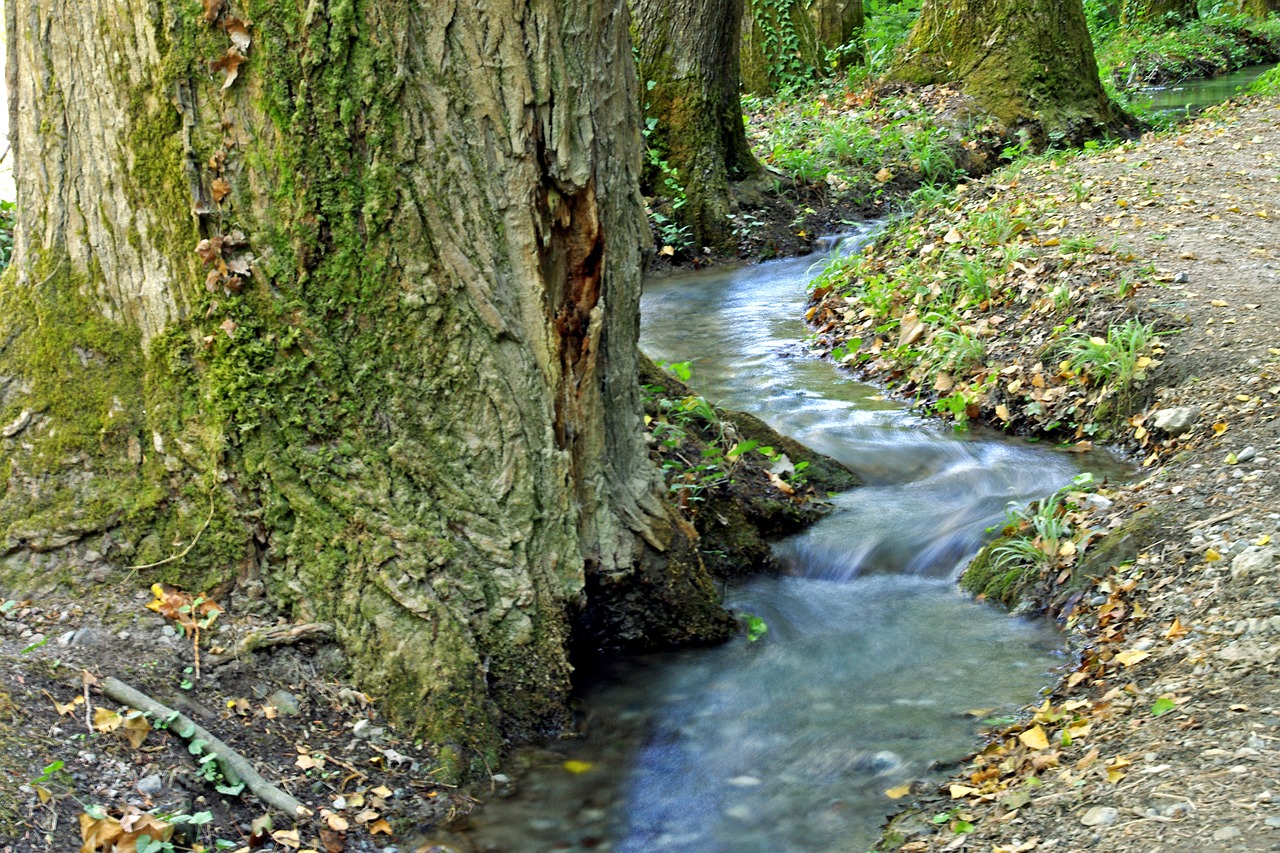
[1132,62,1276,116]
[450,228,1131,852]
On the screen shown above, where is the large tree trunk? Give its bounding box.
[2,0,732,780]
[1120,0,1198,26]
[633,0,760,251]
[889,0,1130,148]
[741,0,864,94]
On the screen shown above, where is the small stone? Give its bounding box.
[1236,446,1258,463]
[160,625,177,638]
[1212,826,1241,842]
[1232,546,1276,577]
[72,627,103,646]
[1265,816,1280,829]
[1080,806,1118,827]
[57,630,77,647]
[267,690,300,716]
[136,774,164,797]
[1173,271,1190,283]
[1150,406,1200,436]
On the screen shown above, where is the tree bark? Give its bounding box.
[741,0,864,94]
[889,0,1130,148]
[1238,0,1280,16]
[632,0,760,251]
[2,0,732,780]
[1120,0,1199,26]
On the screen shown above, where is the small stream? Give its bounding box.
[1131,62,1276,116]
[459,228,1130,852]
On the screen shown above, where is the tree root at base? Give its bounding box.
[99,676,310,818]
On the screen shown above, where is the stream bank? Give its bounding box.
[837,96,1280,853]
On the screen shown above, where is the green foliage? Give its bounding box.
[754,0,813,91]
[0,201,13,272]
[1248,64,1280,95]
[861,0,922,77]
[1092,6,1280,87]
[1062,319,1158,391]
[745,614,769,642]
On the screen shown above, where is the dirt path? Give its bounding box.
[876,98,1280,852]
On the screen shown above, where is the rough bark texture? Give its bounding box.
[632,0,760,250]
[1239,0,1280,15]
[741,0,864,94]
[889,0,1131,148]
[1,0,732,779]
[1120,0,1199,26]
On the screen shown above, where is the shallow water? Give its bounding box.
[460,228,1128,852]
[1132,62,1276,116]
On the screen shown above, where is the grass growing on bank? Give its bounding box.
[805,146,1169,445]
[1089,5,1280,121]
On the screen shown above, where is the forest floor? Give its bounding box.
[1,94,1277,853]
[857,96,1280,852]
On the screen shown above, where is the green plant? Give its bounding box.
[930,328,986,374]
[0,200,14,271]
[1062,319,1158,391]
[745,614,769,642]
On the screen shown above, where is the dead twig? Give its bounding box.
[98,676,310,818]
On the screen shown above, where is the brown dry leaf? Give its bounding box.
[210,48,247,90]
[225,17,252,53]
[229,697,253,716]
[943,227,962,243]
[1113,649,1151,667]
[353,808,380,824]
[995,403,1011,422]
[767,472,796,496]
[1212,421,1229,436]
[79,812,124,853]
[221,318,239,338]
[370,785,393,799]
[325,812,350,831]
[1018,725,1050,751]
[1164,617,1188,639]
[875,167,894,183]
[48,692,84,716]
[211,177,232,202]
[368,818,393,836]
[296,753,321,771]
[201,0,224,22]
[195,237,224,265]
[93,707,124,733]
[949,783,979,798]
[272,828,302,849]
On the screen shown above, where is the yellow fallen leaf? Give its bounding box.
[995,403,1011,422]
[1113,649,1151,666]
[272,829,302,849]
[875,167,895,183]
[885,784,912,799]
[325,812,349,831]
[1256,535,1270,546]
[94,707,123,733]
[1019,725,1050,751]
[1205,548,1222,562]
[123,710,151,748]
[354,809,380,824]
[1211,299,1228,307]
[659,245,675,258]
[949,783,979,798]
[1213,422,1229,435]
[563,760,594,774]
[1164,618,1188,639]
[369,818,394,836]
[371,785,393,799]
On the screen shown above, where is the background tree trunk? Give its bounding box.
[741,0,864,94]
[1238,0,1280,16]
[889,0,1130,147]
[1120,0,1199,26]
[633,0,761,251]
[2,0,732,780]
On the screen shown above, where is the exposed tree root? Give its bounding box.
[205,622,334,669]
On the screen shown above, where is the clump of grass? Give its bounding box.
[1062,319,1158,392]
[1091,8,1280,87]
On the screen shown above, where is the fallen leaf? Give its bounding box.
[221,318,239,338]
[325,812,349,832]
[1212,421,1229,436]
[1164,618,1188,639]
[563,760,594,775]
[943,227,962,243]
[211,177,232,202]
[368,818,393,836]
[1205,548,1222,562]
[949,783,979,798]
[94,707,124,733]
[272,829,302,849]
[875,167,894,183]
[1113,649,1151,667]
[885,784,912,799]
[123,710,151,748]
[201,0,224,22]
[1018,725,1050,751]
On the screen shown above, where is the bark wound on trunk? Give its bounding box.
[541,180,604,449]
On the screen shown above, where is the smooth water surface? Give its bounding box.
[1132,62,1276,116]
[460,229,1127,852]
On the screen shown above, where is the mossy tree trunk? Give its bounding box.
[1238,0,1280,16]
[741,0,864,94]
[888,0,1131,147]
[2,0,732,779]
[1120,0,1199,26]
[633,0,761,251]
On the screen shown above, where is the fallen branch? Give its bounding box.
[99,676,310,818]
[205,622,334,668]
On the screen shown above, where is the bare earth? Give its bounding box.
[885,97,1280,853]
